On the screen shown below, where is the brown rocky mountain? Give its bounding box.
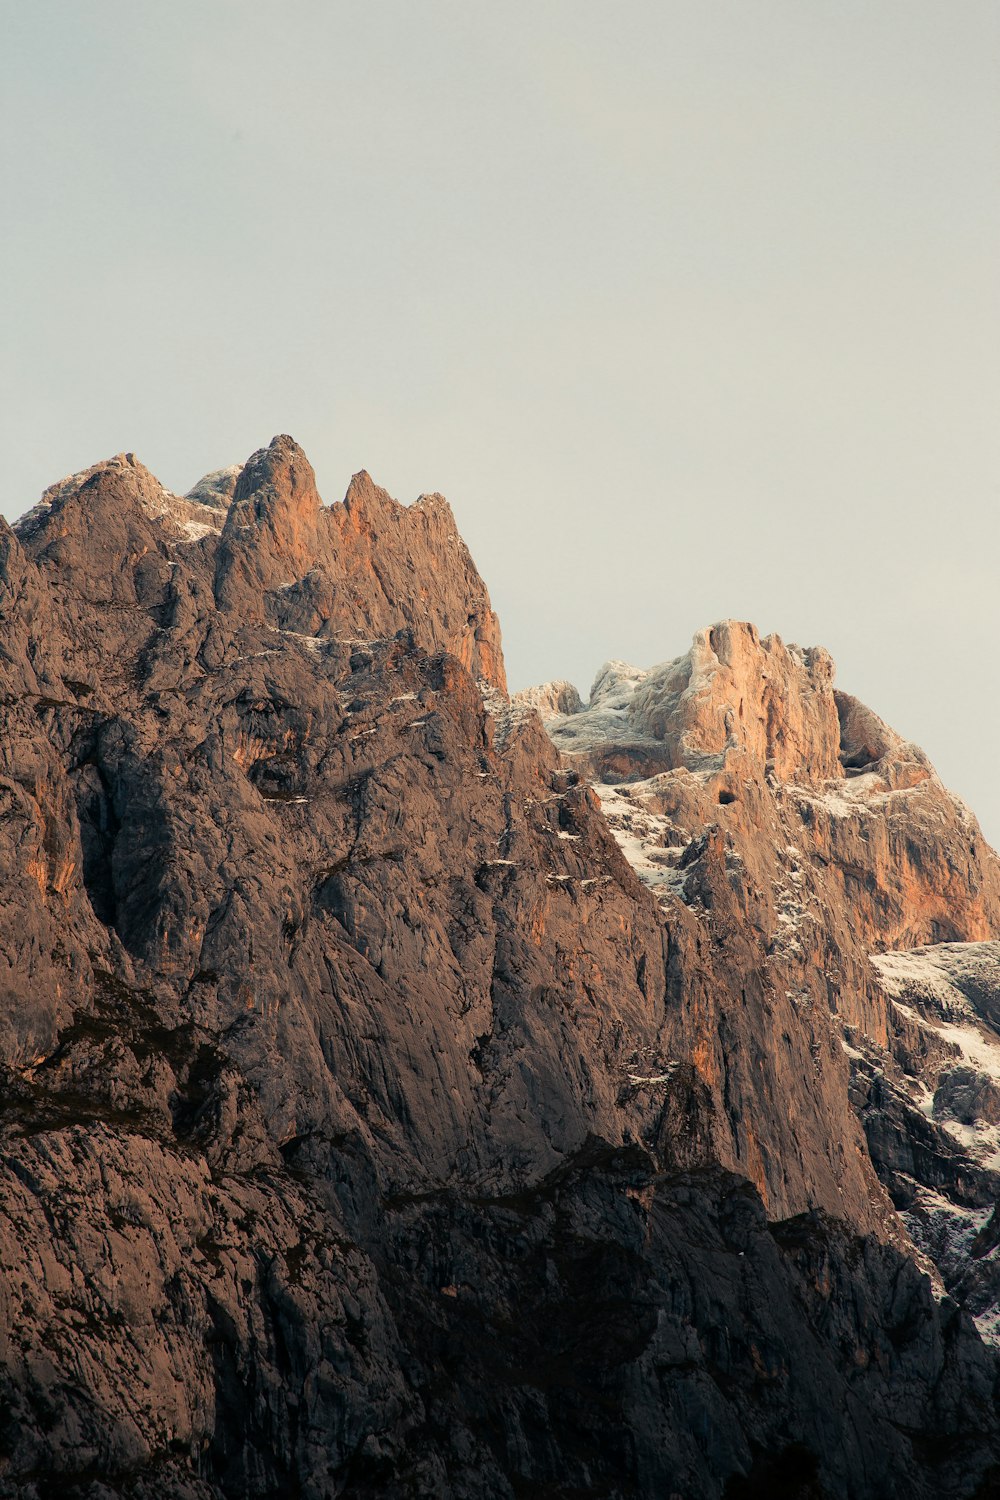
[1,436,999,1498]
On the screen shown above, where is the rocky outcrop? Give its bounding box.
[848,945,1000,1345]
[1,446,999,1497]
[544,627,844,784]
[212,436,506,688]
[18,436,505,694]
[632,623,843,781]
[527,627,1000,1347]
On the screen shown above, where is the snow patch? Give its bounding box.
[281,631,328,651]
[540,661,656,758]
[791,773,888,819]
[872,943,1000,1024]
[480,682,533,750]
[185,464,241,510]
[177,519,215,541]
[874,945,1000,1166]
[594,783,690,906]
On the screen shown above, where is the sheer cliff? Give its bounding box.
[1,438,998,1500]
[526,627,1000,1334]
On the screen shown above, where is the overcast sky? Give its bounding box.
[3,2,998,839]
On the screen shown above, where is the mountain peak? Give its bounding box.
[527,622,844,785]
[4,430,1000,1496]
[632,619,842,782]
[11,452,225,632]
[218,435,323,605]
[14,451,165,540]
[233,434,313,502]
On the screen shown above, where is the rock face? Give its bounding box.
[0,441,999,1498]
[528,628,1000,1352]
[213,437,506,689]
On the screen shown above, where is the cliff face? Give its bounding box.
[16,436,505,695]
[1,440,999,1499]
[528,622,1000,1344]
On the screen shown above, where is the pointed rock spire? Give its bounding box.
[215,435,324,616]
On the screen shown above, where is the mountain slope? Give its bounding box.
[523,625,1000,1344]
[0,439,998,1499]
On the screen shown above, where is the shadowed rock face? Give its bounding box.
[1,438,999,1498]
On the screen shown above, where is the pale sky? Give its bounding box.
[3,3,999,840]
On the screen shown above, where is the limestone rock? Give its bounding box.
[531,630,1000,1352]
[1,441,999,1497]
[632,622,842,781]
[512,678,582,718]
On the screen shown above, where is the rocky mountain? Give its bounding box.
[525,630,1000,1311]
[1,436,999,1498]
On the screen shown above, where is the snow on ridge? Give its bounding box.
[513,680,583,719]
[538,660,661,757]
[790,772,888,818]
[884,1000,1000,1166]
[872,943,1000,1167]
[280,631,328,651]
[873,945,1000,1081]
[177,518,215,541]
[159,492,226,541]
[480,681,533,750]
[185,464,241,510]
[934,1017,1000,1079]
[873,950,974,1013]
[594,782,690,906]
[588,659,649,707]
[872,944,1000,1019]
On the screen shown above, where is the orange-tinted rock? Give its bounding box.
[2,450,1000,1497]
[214,437,506,687]
[526,622,1000,1237]
[632,622,842,781]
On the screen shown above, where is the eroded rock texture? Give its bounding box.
[0,437,999,1498]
